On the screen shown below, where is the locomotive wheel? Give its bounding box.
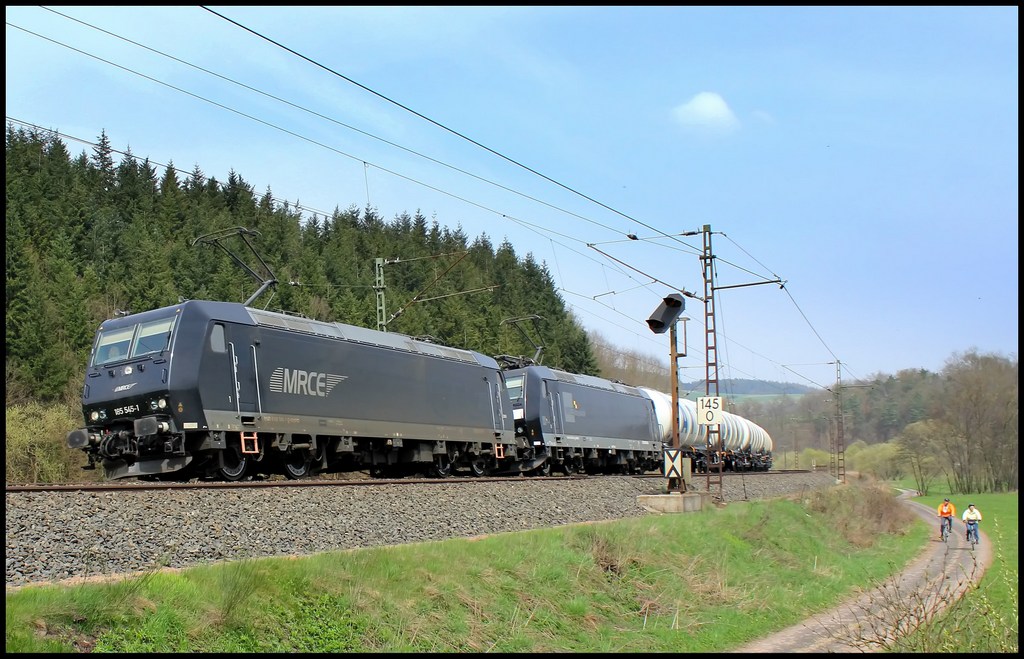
[469,456,490,477]
[282,451,312,479]
[431,454,452,478]
[218,445,250,481]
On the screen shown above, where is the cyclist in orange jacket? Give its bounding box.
[936,498,956,539]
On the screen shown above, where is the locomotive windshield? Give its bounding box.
[505,375,524,402]
[92,316,177,366]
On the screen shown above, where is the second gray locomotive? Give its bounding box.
[503,366,663,476]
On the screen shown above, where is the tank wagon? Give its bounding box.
[639,388,773,472]
[502,365,663,475]
[67,299,520,481]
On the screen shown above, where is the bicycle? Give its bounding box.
[965,520,980,550]
[939,516,952,543]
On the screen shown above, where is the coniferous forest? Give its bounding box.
[5,125,598,404]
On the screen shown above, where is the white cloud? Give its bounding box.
[671,92,739,133]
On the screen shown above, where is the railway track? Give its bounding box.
[4,474,577,493]
[5,469,811,493]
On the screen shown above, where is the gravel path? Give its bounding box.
[5,471,836,591]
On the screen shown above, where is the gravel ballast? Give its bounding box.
[6,471,837,590]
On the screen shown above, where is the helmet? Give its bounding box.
[944,498,950,502]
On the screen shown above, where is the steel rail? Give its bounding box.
[5,474,580,494]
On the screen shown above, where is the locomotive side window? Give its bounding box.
[210,323,226,353]
[132,318,175,358]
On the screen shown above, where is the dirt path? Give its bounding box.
[732,490,993,653]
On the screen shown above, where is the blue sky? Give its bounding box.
[5,6,1018,392]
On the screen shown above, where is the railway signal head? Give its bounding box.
[647,293,686,334]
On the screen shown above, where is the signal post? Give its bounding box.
[636,294,709,514]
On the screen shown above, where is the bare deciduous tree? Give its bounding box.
[938,350,1019,493]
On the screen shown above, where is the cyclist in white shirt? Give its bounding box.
[962,503,982,543]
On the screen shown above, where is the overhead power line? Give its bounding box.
[10,14,761,317]
[7,113,663,322]
[5,116,337,219]
[200,5,703,250]
[11,8,853,383]
[36,6,627,238]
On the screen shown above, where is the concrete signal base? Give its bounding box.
[637,490,712,514]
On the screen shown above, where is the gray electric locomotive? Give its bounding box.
[67,299,521,481]
[503,365,663,475]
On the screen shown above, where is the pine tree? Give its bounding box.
[91,129,115,193]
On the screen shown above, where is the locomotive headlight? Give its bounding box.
[157,398,167,409]
[90,410,100,422]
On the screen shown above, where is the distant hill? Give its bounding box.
[587,332,817,398]
[679,379,815,397]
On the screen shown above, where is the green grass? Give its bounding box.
[5,481,1016,653]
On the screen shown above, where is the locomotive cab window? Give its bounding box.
[93,327,135,366]
[505,375,525,402]
[132,318,175,358]
[92,316,178,366]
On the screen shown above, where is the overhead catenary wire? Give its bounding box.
[5,115,664,332]
[186,10,839,386]
[5,116,337,221]
[6,120,831,387]
[32,6,626,237]
[7,15,644,259]
[8,9,856,385]
[7,114,833,388]
[3,19,729,303]
[201,5,699,248]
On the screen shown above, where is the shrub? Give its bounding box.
[5,401,100,483]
